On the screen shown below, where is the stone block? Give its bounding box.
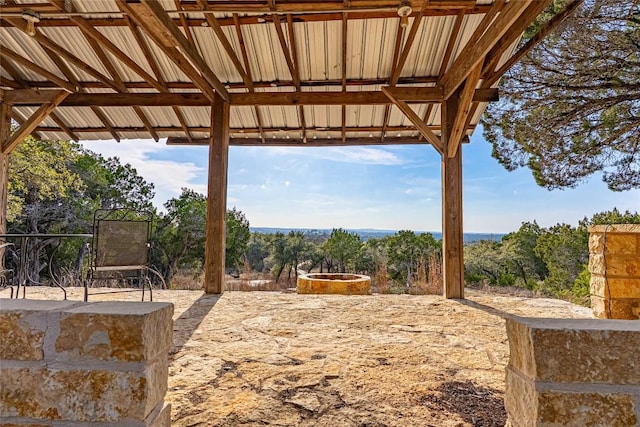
[505,368,638,427]
[0,359,167,422]
[590,295,640,320]
[587,253,640,276]
[146,402,171,427]
[588,231,638,255]
[297,274,370,295]
[55,301,173,362]
[506,317,640,384]
[590,275,640,299]
[0,299,80,361]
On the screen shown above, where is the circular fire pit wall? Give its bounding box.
[297,273,371,295]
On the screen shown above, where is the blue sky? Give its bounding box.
[81,130,639,233]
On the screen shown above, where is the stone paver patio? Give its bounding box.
[12,286,592,426]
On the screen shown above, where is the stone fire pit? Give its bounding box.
[297,273,371,295]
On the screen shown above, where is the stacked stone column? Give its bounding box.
[588,224,640,319]
[505,317,640,426]
[0,299,173,426]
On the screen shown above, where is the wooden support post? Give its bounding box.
[0,103,11,266]
[204,93,230,294]
[441,93,464,299]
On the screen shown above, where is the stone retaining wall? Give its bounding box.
[505,317,640,427]
[589,224,640,319]
[0,299,173,426]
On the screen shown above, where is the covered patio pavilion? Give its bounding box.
[0,0,581,298]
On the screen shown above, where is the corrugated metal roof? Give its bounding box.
[0,0,530,144]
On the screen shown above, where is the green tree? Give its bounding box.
[324,228,362,273]
[153,189,207,283]
[534,224,589,297]
[464,240,508,285]
[483,0,640,191]
[501,221,547,288]
[225,207,250,273]
[386,230,439,287]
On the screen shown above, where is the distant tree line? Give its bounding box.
[464,209,640,304]
[5,138,640,306]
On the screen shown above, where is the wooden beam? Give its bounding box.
[447,63,481,158]
[120,0,228,102]
[439,0,533,99]
[0,102,10,242]
[3,91,69,154]
[486,0,580,86]
[10,75,442,91]
[3,18,120,92]
[167,136,430,146]
[441,93,464,299]
[380,19,405,142]
[481,1,551,83]
[9,89,496,107]
[204,93,230,294]
[37,124,472,135]
[0,48,76,93]
[197,1,252,87]
[381,86,443,154]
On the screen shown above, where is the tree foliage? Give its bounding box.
[483,0,640,191]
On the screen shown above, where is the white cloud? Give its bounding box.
[284,180,290,187]
[80,139,205,210]
[261,146,404,165]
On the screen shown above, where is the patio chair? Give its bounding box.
[85,209,153,301]
[0,242,15,298]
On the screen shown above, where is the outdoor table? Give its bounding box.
[0,233,93,300]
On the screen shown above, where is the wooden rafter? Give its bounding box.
[197,0,252,87]
[0,51,72,141]
[286,14,307,143]
[3,91,68,154]
[118,0,228,102]
[122,14,193,143]
[485,0,584,86]
[380,19,405,142]
[0,47,75,93]
[174,0,195,44]
[83,34,160,141]
[446,62,482,158]
[232,13,266,144]
[439,0,533,99]
[381,86,443,155]
[4,17,120,92]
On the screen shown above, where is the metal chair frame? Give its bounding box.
[1,242,15,298]
[85,208,153,301]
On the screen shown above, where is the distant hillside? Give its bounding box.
[250,227,504,243]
